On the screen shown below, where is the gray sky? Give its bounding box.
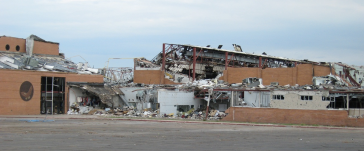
[1,0,363,68]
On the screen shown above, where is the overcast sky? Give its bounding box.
[1,0,363,68]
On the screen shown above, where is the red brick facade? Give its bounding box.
[0,69,103,115]
[222,107,364,127]
[0,36,59,56]
[220,64,331,85]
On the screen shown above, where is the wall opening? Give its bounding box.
[40,77,65,114]
[5,44,10,50]
[16,45,20,51]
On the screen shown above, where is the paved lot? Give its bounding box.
[0,116,363,151]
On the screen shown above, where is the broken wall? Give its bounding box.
[133,70,181,85]
[222,107,364,127]
[244,91,271,107]
[69,87,84,107]
[157,90,203,116]
[314,65,331,76]
[119,87,141,110]
[222,67,261,84]
[209,101,229,111]
[0,69,103,115]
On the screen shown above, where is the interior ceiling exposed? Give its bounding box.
[138,43,328,81]
[151,43,306,68]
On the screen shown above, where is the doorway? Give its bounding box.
[40,77,65,114]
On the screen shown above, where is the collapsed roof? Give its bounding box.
[0,35,99,74]
[0,52,99,74]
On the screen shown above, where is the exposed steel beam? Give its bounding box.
[193,47,196,81]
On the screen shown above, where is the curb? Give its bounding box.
[2,115,364,130]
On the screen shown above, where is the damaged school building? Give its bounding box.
[1,36,364,127]
[0,35,103,115]
[131,43,364,127]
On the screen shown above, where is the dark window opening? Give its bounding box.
[5,44,10,50]
[272,95,284,100]
[16,45,20,51]
[301,95,313,101]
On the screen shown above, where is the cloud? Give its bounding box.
[0,0,363,67]
[1,0,363,39]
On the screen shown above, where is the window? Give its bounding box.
[322,96,334,102]
[16,45,20,51]
[301,95,313,101]
[5,44,10,50]
[176,105,190,112]
[272,95,284,100]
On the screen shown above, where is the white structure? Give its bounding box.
[157,89,204,116]
[243,91,271,107]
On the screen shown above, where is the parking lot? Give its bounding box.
[0,116,363,151]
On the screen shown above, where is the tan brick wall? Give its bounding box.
[219,64,330,85]
[133,70,182,85]
[33,41,59,56]
[296,64,314,85]
[314,65,331,76]
[226,67,261,83]
[134,70,163,84]
[220,70,228,81]
[261,68,295,85]
[0,69,103,115]
[222,107,364,127]
[0,36,26,53]
[0,36,59,55]
[134,64,330,86]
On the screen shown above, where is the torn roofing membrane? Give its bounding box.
[0,52,99,74]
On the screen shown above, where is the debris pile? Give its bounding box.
[0,52,100,74]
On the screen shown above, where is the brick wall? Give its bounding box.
[0,69,103,115]
[134,64,331,85]
[225,67,261,83]
[314,65,331,76]
[134,70,182,85]
[296,64,314,85]
[0,36,26,53]
[222,107,364,127]
[134,70,163,84]
[33,41,59,56]
[219,64,330,85]
[261,68,295,85]
[0,36,59,55]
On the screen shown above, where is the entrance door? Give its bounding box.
[41,77,65,114]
